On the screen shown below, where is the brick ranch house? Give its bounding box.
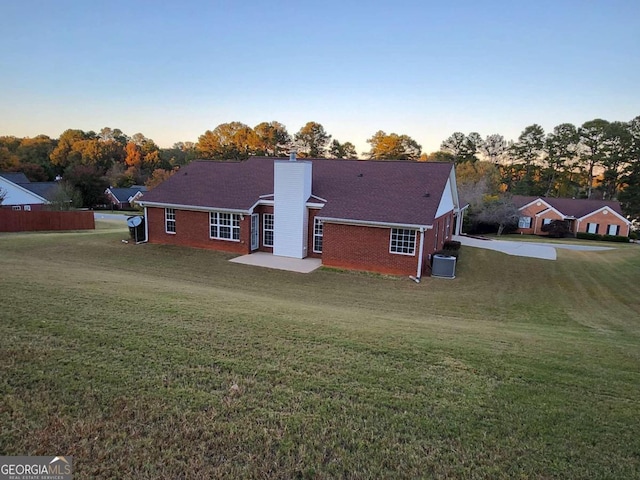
[513,195,631,237]
[104,186,147,210]
[137,154,462,277]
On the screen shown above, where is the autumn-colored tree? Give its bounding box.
[366,131,421,161]
[125,142,143,168]
[197,122,261,160]
[421,151,456,162]
[294,122,331,158]
[254,121,291,157]
[145,168,177,190]
[17,135,55,176]
[50,129,90,170]
[0,146,19,171]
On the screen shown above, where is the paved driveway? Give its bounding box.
[93,212,130,223]
[453,235,614,261]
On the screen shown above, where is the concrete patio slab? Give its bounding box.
[229,252,322,273]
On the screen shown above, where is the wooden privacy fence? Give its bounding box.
[0,210,95,232]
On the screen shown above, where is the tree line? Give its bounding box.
[436,116,640,227]
[0,116,638,224]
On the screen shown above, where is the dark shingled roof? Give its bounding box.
[0,172,30,184]
[21,182,59,201]
[0,172,59,201]
[108,186,147,202]
[141,157,455,226]
[513,195,625,218]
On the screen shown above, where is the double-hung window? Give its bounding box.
[313,218,323,253]
[210,212,240,241]
[587,222,599,234]
[390,228,416,255]
[518,216,532,228]
[165,208,176,233]
[263,213,274,247]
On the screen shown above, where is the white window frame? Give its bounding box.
[542,218,552,226]
[165,208,176,234]
[313,218,323,253]
[24,205,31,211]
[587,222,598,234]
[607,224,619,236]
[390,228,416,256]
[263,213,274,247]
[210,212,240,241]
[518,216,532,228]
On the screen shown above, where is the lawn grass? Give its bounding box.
[1,224,639,478]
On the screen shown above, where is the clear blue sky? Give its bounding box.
[1,0,638,155]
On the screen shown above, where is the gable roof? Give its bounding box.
[139,157,456,227]
[0,172,30,184]
[21,182,59,201]
[513,195,626,219]
[106,186,148,203]
[0,172,58,203]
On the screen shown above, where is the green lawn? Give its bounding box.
[1,224,639,478]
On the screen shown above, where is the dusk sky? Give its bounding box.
[1,0,639,155]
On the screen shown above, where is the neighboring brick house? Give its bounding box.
[137,154,461,277]
[104,186,147,209]
[0,172,58,211]
[513,196,631,237]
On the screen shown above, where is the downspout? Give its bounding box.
[410,227,425,283]
[139,206,149,244]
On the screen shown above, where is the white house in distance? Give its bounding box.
[0,172,58,211]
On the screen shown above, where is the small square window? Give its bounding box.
[390,228,416,255]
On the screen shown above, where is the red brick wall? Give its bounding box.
[146,207,251,254]
[533,210,563,235]
[577,211,630,237]
[322,223,429,276]
[515,201,549,234]
[425,212,454,253]
[0,210,94,232]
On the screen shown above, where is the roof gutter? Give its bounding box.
[316,216,433,230]
[136,200,250,215]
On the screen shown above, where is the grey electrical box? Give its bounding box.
[431,254,456,279]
